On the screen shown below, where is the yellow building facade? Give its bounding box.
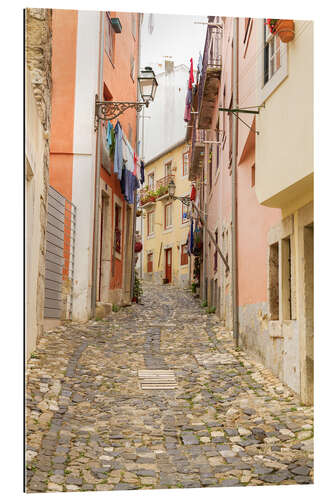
[141,141,192,288]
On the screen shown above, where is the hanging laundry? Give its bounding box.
[188,57,194,90]
[184,87,192,122]
[126,139,135,173]
[190,184,197,201]
[106,121,115,157]
[197,52,203,77]
[133,152,138,177]
[140,160,145,185]
[114,121,123,180]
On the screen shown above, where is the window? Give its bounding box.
[182,202,190,223]
[181,244,188,266]
[165,203,172,229]
[105,14,115,64]
[147,211,154,236]
[165,161,172,177]
[148,172,154,190]
[259,19,288,104]
[147,212,155,236]
[130,54,135,81]
[263,21,281,85]
[114,204,122,253]
[147,252,153,273]
[183,152,189,177]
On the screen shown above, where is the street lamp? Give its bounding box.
[94,66,158,130]
[168,179,192,206]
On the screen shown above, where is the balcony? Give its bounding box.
[189,116,205,180]
[156,174,174,200]
[139,188,157,209]
[198,26,222,130]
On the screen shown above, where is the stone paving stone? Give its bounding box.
[25,281,314,493]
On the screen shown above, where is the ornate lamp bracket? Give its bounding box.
[94,95,149,131]
[171,195,192,207]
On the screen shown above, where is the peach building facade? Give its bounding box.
[49,10,141,321]
[189,16,313,402]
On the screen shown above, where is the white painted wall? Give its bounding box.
[71,10,100,320]
[140,65,189,162]
[25,70,45,357]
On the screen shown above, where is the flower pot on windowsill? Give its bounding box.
[276,19,295,43]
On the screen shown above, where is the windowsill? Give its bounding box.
[180,263,188,268]
[147,234,155,239]
[163,227,173,234]
[182,220,190,225]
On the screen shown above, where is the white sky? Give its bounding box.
[140,12,207,74]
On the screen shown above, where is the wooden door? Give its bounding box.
[165,248,172,283]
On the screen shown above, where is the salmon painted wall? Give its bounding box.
[236,18,281,306]
[101,12,140,290]
[204,17,281,308]
[49,9,78,202]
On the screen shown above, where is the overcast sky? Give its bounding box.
[140,12,208,74]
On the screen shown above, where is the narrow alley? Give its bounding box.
[26,282,313,493]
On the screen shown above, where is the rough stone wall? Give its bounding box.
[25,8,52,345]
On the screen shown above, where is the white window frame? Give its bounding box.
[257,19,288,104]
[147,211,155,237]
[147,172,155,191]
[165,203,173,229]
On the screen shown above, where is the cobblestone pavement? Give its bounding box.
[26,282,314,492]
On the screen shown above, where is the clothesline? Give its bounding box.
[104,120,145,205]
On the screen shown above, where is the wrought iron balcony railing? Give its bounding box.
[156,174,175,191]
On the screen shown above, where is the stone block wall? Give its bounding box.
[25,9,52,354]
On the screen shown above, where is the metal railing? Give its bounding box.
[198,26,222,116]
[156,174,175,190]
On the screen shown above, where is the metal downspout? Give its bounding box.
[91,11,104,317]
[130,14,142,300]
[231,17,239,346]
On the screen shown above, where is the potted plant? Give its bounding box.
[156,185,169,198]
[133,271,143,303]
[266,18,295,43]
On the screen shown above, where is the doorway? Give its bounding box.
[99,191,111,302]
[165,248,172,283]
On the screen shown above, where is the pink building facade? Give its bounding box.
[189,16,288,387]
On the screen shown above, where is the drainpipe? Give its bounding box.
[130,13,143,299]
[231,17,239,346]
[91,11,105,317]
[202,144,208,302]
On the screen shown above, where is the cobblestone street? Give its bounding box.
[26,282,313,493]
